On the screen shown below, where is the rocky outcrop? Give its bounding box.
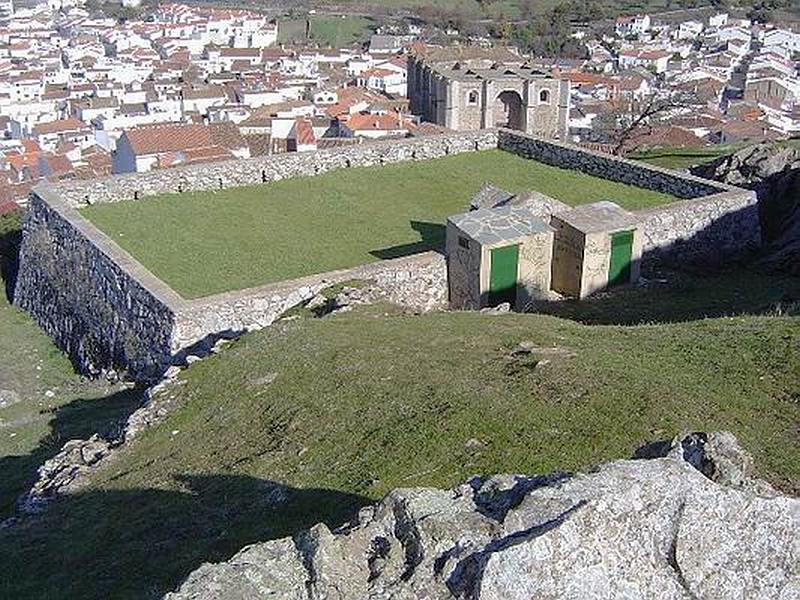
[693,143,800,274]
[17,434,113,514]
[13,368,186,517]
[164,432,799,600]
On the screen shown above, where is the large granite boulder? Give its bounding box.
[164,432,799,599]
[693,143,800,274]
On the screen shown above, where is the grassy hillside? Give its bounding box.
[80,150,678,298]
[0,212,140,522]
[634,140,800,170]
[1,266,798,599]
[632,146,742,170]
[278,15,375,47]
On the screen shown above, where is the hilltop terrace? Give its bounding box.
[79,148,680,299]
[17,129,752,380]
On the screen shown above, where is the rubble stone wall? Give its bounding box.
[13,188,185,380]
[499,130,760,264]
[173,253,447,352]
[638,189,761,265]
[498,129,727,199]
[51,131,501,206]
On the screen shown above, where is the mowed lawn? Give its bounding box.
[81,150,678,299]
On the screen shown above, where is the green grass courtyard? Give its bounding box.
[81,150,679,299]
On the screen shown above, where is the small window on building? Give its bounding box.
[468,90,479,105]
[458,236,470,249]
[539,89,551,104]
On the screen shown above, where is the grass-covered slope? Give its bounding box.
[278,15,375,47]
[2,270,798,598]
[80,150,678,298]
[0,212,140,521]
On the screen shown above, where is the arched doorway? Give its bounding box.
[494,90,523,130]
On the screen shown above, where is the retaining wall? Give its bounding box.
[13,188,183,379]
[14,185,447,380]
[15,129,759,380]
[172,252,446,352]
[497,130,760,263]
[639,189,761,264]
[498,130,726,199]
[52,130,500,206]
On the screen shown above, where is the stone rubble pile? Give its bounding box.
[17,434,113,514]
[14,366,189,516]
[165,431,799,600]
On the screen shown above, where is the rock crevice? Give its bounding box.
[165,432,799,600]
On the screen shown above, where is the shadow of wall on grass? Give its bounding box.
[0,387,144,521]
[0,473,369,600]
[370,220,445,260]
[529,203,800,325]
[0,211,21,302]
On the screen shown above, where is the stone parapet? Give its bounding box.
[51,131,501,206]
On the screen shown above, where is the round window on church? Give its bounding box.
[468,90,479,105]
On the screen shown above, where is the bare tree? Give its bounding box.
[596,89,696,156]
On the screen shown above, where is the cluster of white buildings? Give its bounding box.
[3,0,799,205]
[0,1,418,205]
[568,11,800,150]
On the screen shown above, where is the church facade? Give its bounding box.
[408,46,570,139]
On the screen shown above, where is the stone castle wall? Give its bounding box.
[14,185,447,380]
[497,130,760,264]
[173,253,446,353]
[13,188,184,380]
[52,131,500,206]
[498,130,726,199]
[639,189,761,265]
[14,129,759,380]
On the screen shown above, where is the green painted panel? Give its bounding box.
[489,244,519,306]
[608,230,634,287]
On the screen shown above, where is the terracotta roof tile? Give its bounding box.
[32,118,90,135]
[123,122,246,155]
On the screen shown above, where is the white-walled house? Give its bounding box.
[677,20,703,40]
[718,26,751,46]
[239,88,284,108]
[313,89,338,105]
[181,85,228,116]
[356,67,407,96]
[112,121,249,173]
[763,28,800,54]
[708,13,729,29]
[616,14,651,38]
[618,49,671,74]
[32,118,93,151]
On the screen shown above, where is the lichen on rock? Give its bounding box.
[164,432,799,600]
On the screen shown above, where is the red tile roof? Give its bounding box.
[0,198,21,215]
[345,112,414,132]
[293,118,315,146]
[32,118,90,136]
[123,122,246,155]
